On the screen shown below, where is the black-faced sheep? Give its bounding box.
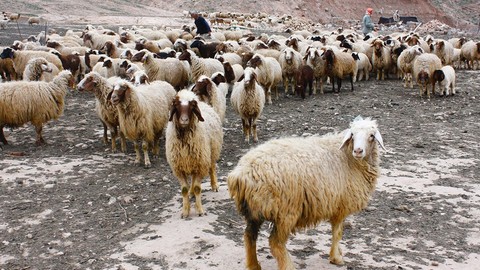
[230,67,266,143]
[189,39,220,58]
[322,48,357,93]
[0,57,17,81]
[246,53,282,104]
[432,65,456,96]
[413,53,443,99]
[77,72,127,153]
[191,75,227,123]
[0,71,74,145]
[110,79,176,168]
[227,116,386,269]
[166,90,223,218]
[294,64,314,99]
[0,47,63,80]
[351,52,372,82]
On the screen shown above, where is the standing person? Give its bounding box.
[362,7,375,36]
[190,11,211,38]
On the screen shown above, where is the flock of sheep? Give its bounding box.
[0,18,479,269]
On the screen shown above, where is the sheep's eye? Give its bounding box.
[369,134,375,140]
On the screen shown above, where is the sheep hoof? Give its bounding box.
[144,164,151,169]
[329,257,345,265]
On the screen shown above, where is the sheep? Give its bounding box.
[294,64,314,99]
[431,39,454,65]
[27,17,41,25]
[227,116,386,270]
[0,57,17,81]
[432,65,456,96]
[215,52,242,66]
[246,53,282,104]
[397,45,424,88]
[460,41,480,70]
[110,79,176,168]
[50,49,82,83]
[190,39,220,58]
[83,31,119,50]
[134,51,190,90]
[277,47,303,95]
[46,40,89,56]
[0,18,8,30]
[131,70,149,86]
[23,57,60,82]
[77,72,127,153]
[0,47,63,80]
[210,72,229,97]
[351,52,372,81]
[191,75,227,123]
[178,49,224,83]
[371,39,392,81]
[304,46,327,94]
[322,48,357,93]
[165,89,223,218]
[8,13,20,22]
[448,37,467,49]
[0,71,74,146]
[413,53,443,99]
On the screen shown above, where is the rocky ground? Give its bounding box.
[1,14,480,270]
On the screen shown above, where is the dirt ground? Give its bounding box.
[1,16,480,270]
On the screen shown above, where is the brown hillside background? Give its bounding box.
[3,0,479,31]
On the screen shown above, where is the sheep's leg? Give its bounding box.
[192,176,204,216]
[350,75,354,91]
[331,76,336,93]
[320,77,324,94]
[336,77,342,93]
[244,219,263,270]
[250,118,259,143]
[119,131,127,153]
[101,121,108,145]
[34,124,45,146]
[142,140,151,168]
[265,88,272,105]
[209,163,218,192]
[133,141,142,165]
[152,134,161,158]
[269,224,295,270]
[0,125,8,145]
[283,78,289,95]
[110,126,118,152]
[179,176,191,218]
[241,119,249,143]
[329,219,345,265]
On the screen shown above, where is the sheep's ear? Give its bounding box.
[106,91,114,103]
[192,101,204,122]
[339,129,353,150]
[374,130,386,150]
[237,74,245,82]
[168,101,177,121]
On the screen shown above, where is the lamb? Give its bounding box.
[277,47,303,95]
[0,57,17,81]
[23,57,60,82]
[227,116,385,270]
[460,40,480,70]
[165,89,223,218]
[191,75,227,123]
[351,52,372,81]
[0,71,74,145]
[110,79,176,168]
[413,53,443,99]
[0,47,63,80]
[178,49,224,83]
[135,51,190,90]
[77,72,126,153]
[230,67,266,143]
[322,48,357,92]
[294,64,314,99]
[246,53,282,104]
[432,65,456,96]
[397,45,424,88]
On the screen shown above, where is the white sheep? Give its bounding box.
[178,49,224,83]
[0,19,8,30]
[0,71,73,145]
[83,31,119,50]
[227,116,386,269]
[23,57,60,82]
[460,40,480,70]
[413,53,443,99]
[110,79,176,168]
[165,90,223,218]
[351,52,372,81]
[397,45,424,88]
[77,72,127,153]
[246,53,282,104]
[277,47,303,95]
[371,39,392,81]
[432,65,456,96]
[432,39,454,66]
[322,48,357,92]
[191,75,227,123]
[304,46,327,94]
[27,16,40,25]
[138,51,190,90]
[131,70,149,86]
[230,67,266,143]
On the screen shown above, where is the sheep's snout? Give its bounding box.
[111,93,120,105]
[353,148,364,159]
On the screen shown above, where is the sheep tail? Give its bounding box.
[227,166,251,218]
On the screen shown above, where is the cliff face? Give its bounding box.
[4,0,479,31]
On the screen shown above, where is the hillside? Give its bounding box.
[2,0,479,32]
